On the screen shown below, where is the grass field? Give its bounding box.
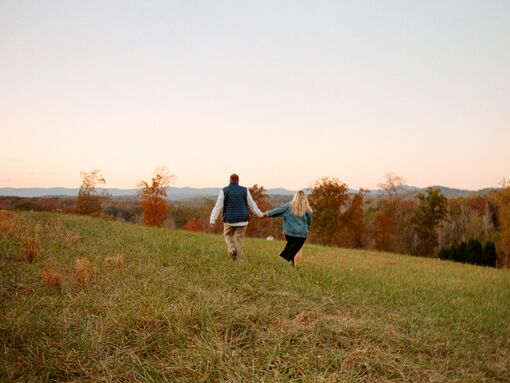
[1,211,509,382]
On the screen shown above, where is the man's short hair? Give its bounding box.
[230,173,239,183]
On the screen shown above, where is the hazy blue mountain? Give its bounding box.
[0,187,295,201]
[0,185,496,201]
[420,186,496,198]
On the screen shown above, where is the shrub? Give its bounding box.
[183,218,205,232]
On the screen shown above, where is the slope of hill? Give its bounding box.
[1,212,509,381]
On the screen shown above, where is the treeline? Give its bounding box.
[2,170,509,268]
[439,239,497,267]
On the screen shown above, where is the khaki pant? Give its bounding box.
[223,224,247,260]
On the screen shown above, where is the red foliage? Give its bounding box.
[183,218,205,232]
[246,184,277,238]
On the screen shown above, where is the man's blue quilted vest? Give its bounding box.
[223,183,249,223]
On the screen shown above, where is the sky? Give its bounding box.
[1,0,509,191]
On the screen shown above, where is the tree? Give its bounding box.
[494,183,510,268]
[465,238,483,264]
[309,177,349,245]
[378,172,407,200]
[412,187,448,257]
[246,184,277,238]
[337,191,367,248]
[138,167,173,227]
[373,172,404,252]
[439,240,496,267]
[372,199,397,252]
[372,173,416,254]
[76,170,106,216]
[482,241,497,267]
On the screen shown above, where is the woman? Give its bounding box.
[264,190,312,266]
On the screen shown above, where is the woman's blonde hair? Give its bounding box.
[290,190,312,217]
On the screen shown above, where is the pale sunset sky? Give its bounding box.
[1,1,509,190]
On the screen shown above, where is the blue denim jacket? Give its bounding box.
[267,203,312,238]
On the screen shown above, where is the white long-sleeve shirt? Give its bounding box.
[210,189,264,226]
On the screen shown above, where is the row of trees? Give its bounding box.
[76,168,173,227]
[439,239,497,267]
[69,169,510,268]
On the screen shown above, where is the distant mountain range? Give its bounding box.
[0,186,497,201]
[0,187,295,201]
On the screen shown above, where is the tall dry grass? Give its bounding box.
[42,266,63,288]
[1,211,509,382]
[23,232,41,263]
[74,258,99,286]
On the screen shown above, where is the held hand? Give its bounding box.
[209,223,215,229]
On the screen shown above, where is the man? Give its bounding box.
[210,174,264,260]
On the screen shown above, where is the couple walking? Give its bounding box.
[209,174,313,265]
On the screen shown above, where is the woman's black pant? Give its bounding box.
[280,235,306,262]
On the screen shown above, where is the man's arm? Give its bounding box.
[210,190,224,224]
[247,191,264,217]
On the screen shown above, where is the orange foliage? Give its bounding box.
[336,191,367,248]
[246,184,277,238]
[372,173,418,254]
[495,187,510,267]
[138,167,173,227]
[468,196,488,216]
[76,170,106,216]
[183,218,205,232]
[373,200,397,252]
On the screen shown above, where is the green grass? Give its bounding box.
[1,211,509,382]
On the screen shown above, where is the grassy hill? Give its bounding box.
[1,211,509,382]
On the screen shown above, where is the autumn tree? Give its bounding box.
[372,172,408,252]
[76,170,106,216]
[495,181,510,268]
[309,177,349,245]
[412,187,448,257]
[138,167,173,227]
[335,190,368,248]
[372,200,396,252]
[246,184,277,238]
[438,196,495,250]
[378,172,407,200]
